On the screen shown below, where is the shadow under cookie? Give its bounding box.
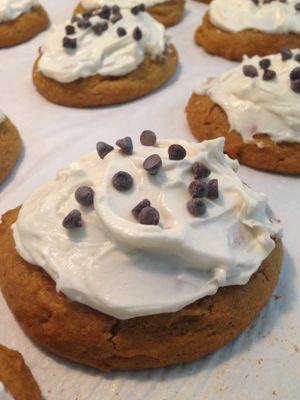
[0,6,49,48]
[0,117,21,184]
[0,207,282,372]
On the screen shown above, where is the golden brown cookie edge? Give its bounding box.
[0,117,21,184]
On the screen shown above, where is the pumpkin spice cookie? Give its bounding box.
[32,7,178,107]
[0,0,49,48]
[0,345,41,400]
[186,50,300,174]
[74,0,185,28]
[0,111,21,184]
[0,134,282,371]
[195,0,300,61]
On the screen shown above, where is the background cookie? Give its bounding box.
[0,117,21,184]
[0,345,41,400]
[0,207,282,371]
[186,94,300,174]
[0,6,49,48]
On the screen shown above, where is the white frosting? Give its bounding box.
[0,383,13,400]
[0,109,5,124]
[0,0,39,23]
[195,52,300,144]
[38,11,168,83]
[81,0,167,10]
[13,138,281,320]
[209,0,300,34]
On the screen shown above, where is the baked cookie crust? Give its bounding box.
[195,12,300,61]
[0,117,21,184]
[0,207,282,371]
[32,45,179,107]
[0,345,41,400]
[0,6,49,48]
[186,93,300,174]
[74,0,185,27]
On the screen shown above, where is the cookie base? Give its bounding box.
[32,45,178,108]
[186,93,300,174]
[0,6,49,48]
[0,207,282,371]
[195,13,300,61]
[0,117,21,184]
[0,345,41,400]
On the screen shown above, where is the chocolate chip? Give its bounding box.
[77,19,91,29]
[82,11,93,19]
[65,25,75,35]
[290,67,300,80]
[131,4,146,15]
[281,48,293,61]
[112,171,133,191]
[243,65,258,78]
[168,144,186,160]
[75,186,94,206]
[143,154,162,175]
[133,27,142,41]
[207,179,219,200]
[112,5,120,14]
[63,37,77,49]
[139,206,160,225]
[132,199,151,219]
[251,0,259,5]
[96,141,114,159]
[263,69,276,81]
[111,13,122,24]
[192,162,211,179]
[259,58,271,70]
[189,180,207,198]
[140,130,156,146]
[116,137,133,155]
[294,54,300,63]
[99,6,111,20]
[295,2,300,11]
[63,210,83,229]
[92,22,108,35]
[117,27,127,37]
[187,198,206,217]
[291,79,300,93]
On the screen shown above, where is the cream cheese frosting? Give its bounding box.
[0,0,39,23]
[0,109,5,124]
[81,0,167,10]
[195,51,300,144]
[38,9,168,83]
[12,138,282,320]
[0,383,13,400]
[209,0,300,34]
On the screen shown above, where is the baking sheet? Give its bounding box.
[0,1,299,399]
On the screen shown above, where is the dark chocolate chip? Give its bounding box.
[143,154,162,175]
[112,171,133,191]
[189,180,207,198]
[82,11,93,19]
[63,210,83,229]
[140,130,156,146]
[192,162,211,179]
[139,206,160,225]
[111,13,122,24]
[281,48,293,61]
[63,37,77,49]
[291,79,300,93]
[242,65,258,78]
[77,19,91,29]
[75,186,94,206]
[207,179,219,200]
[295,2,300,11]
[290,67,300,80]
[65,25,75,35]
[259,58,271,70]
[92,22,108,35]
[96,141,114,159]
[187,198,206,217]
[132,199,151,219]
[133,26,142,41]
[116,137,133,155]
[131,4,146,15]
[251,0,259,5]
[262,69,276,81]
[112,5,120,14]
[117,27,127,37]
[168,144,186,160]
[99,6,111,20]
[294,54,300,63]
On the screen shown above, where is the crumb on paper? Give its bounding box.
[257,358,263,365]
[272,390,278,396]
[293,344,299,352]
[274,295,281,300]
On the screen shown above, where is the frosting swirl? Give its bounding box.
[81,0,167,10]
[38,10,168,83]
[0,0,39,23]
[13,138,281,320]
[195,51,300,144]
[0,383,13,400]
[209,0,300,34]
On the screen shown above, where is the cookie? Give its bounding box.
[0,4,49,48]
[186,52,300,174]
[74,0,185,28]
[32,9,178,107]
[195,9,300,61]
[0,115,21,184]
[0,345,41,400]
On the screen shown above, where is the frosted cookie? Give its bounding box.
[0,345,41,400]
[0,110,21,184]
[32,7,178,107]
[0,134,282,371]
[186,50,300,174]
[0,0,49,48]
[195,0,300,61]
[74,0,185,28]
